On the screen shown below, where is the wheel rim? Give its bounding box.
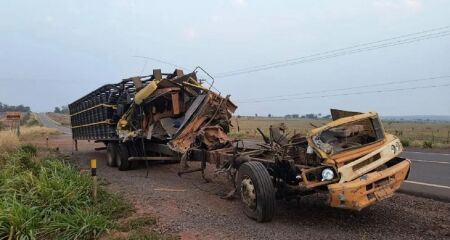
[241,176,257,210]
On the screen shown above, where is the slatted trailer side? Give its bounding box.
[68,71,176,141]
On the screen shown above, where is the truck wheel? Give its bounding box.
[106,143,118,167]
[117,143,131,171]
[237,161,275,222]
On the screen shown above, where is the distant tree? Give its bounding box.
[292,114,299,118]
[302,113,318,119]
[255,113,258,117]
[268,114,272,118]
[60,105,69,114]
[53,105,69,114]
[322,114,332,119]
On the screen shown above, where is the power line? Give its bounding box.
[133,55,191,72]
[236,75,450,102]
[216,25,450,76]
[236,82,450,104]
[215,26,450,78]
[217,31,450,77]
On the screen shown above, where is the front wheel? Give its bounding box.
[237,161,275,222]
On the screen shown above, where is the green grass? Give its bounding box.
[0,145,134,240]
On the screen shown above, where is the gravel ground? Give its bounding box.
[63,141,450,240]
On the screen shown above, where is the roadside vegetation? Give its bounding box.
[0,144,132,239]
[0,112,43,131]
[19,126,60,140]
[20,112,43,127]
[230,117,450,149]
[47,112,71,126]
[0,126,60,148]
[0,128,173,239]
[0,131,20,152]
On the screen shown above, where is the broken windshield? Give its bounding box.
[312,117,385,155]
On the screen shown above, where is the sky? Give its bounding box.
[0,0,449,116]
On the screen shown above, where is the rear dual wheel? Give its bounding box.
[117,143,131,171]
[237,161,275,222]
[106,143,118,167]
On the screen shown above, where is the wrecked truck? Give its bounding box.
[69,68,411,222]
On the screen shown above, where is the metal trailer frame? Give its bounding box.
[69,70,184,141]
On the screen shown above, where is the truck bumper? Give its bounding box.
[327,158,411,210]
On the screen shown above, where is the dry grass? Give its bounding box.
[0,131,20,153]
[230,117,329,139]
[0,126,60,153]
[19,126,60,140]
[46,112,71,126]
[383,121,450,145]
[230,117,450,149]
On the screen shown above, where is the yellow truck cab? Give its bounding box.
[306,111,411,210]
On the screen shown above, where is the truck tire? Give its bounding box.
[117,143,131,171]
[237,161,275,222]
[106,143,118,167]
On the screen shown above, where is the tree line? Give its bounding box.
[237,113,332,119]
[0,102,31,112]
[54,105,69,114]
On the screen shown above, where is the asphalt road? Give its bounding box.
[36,114,449,202]
[399,151,450,201]
[37,112,72,135]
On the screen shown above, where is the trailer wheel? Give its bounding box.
[237,161,275,222]
[117,143,131,171]
[106,143,118,167]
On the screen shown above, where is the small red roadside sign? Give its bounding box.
[6,112,21,121]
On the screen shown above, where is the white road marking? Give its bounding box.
[409,159,450,165]
[405,180,450,190]
[404,151,450,156]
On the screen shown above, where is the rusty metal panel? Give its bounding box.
[171,92,180,115]
[153,69,162,80]
[131,77,143,90]
[330,108,362,120]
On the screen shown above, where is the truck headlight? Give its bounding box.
[391,145,397,154]
[321,168,335,181]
